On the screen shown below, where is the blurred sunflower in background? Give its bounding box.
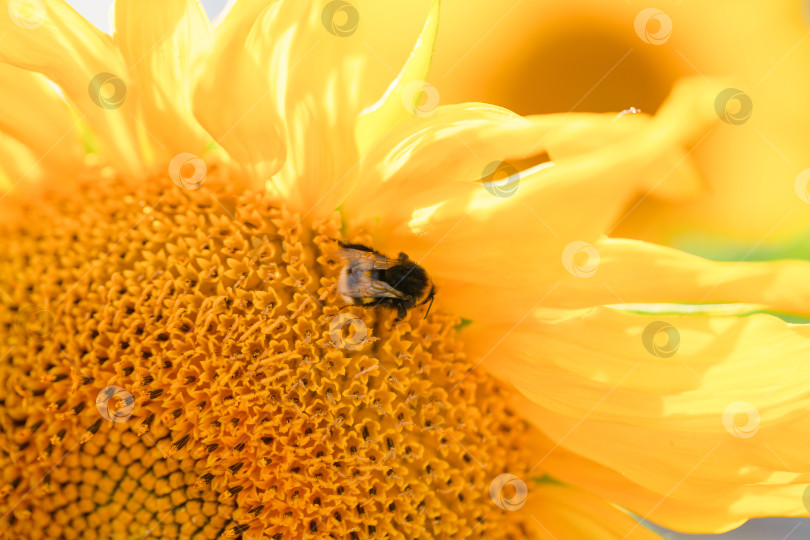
[434,0,810,263]
[2,1,810,539]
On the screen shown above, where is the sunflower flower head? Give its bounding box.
[4,1,810,539]
[1,164,540,537]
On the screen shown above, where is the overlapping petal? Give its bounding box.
[350,81,721,322]
[345,103,555,223]
[466,307,810,532]
[194,0,440,215]
[546,237,810,316]
[0,0,144,175]
[113,0,213,161]
[0,64,84,178]
[526,483,661,539]
[0,133,42,191]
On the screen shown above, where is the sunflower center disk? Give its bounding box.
[0,169,536,538]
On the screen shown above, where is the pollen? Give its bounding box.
[0,163,537,538]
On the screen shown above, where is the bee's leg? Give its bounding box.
[394,304,408,323]
[397,252,409,262]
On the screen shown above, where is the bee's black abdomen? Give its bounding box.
[383,262,429,302]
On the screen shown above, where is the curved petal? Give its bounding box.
[354,0,439,155]
[113,0,213,159]
[344,103,556,222]
[194,0,437,214]
[191,0,285,182]
[377,81,719,322]
[0,64,84,176]
[0,0,144,175]
[439,235,810,323]
[465,308,810,532]
[526,483,662,540]
[0,133,43,191]
[545,237,810,316]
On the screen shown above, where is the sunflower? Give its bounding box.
[432,0,810,258]
[3,1,810,539]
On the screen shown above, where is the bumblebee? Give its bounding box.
[335,242,435,322]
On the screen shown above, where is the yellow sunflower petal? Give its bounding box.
[194,1,436,213]
[554,237,810,315]
[0,64,84,175]
[191,0,286,181]
[0,133,42,190]
[534,76,717,203]
[354,0,440,155]
[527,483,661,540]
[368,78,727,323]
[113,0,213,159]
[0,0,143,175]
[466,308,810,532]
[346,103,554,222]
[533,111,705,202]
[521,420,777,536]
[269,1,442,216]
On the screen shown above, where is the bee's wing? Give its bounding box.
[362,276,408,299]
[335,248,397,270]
